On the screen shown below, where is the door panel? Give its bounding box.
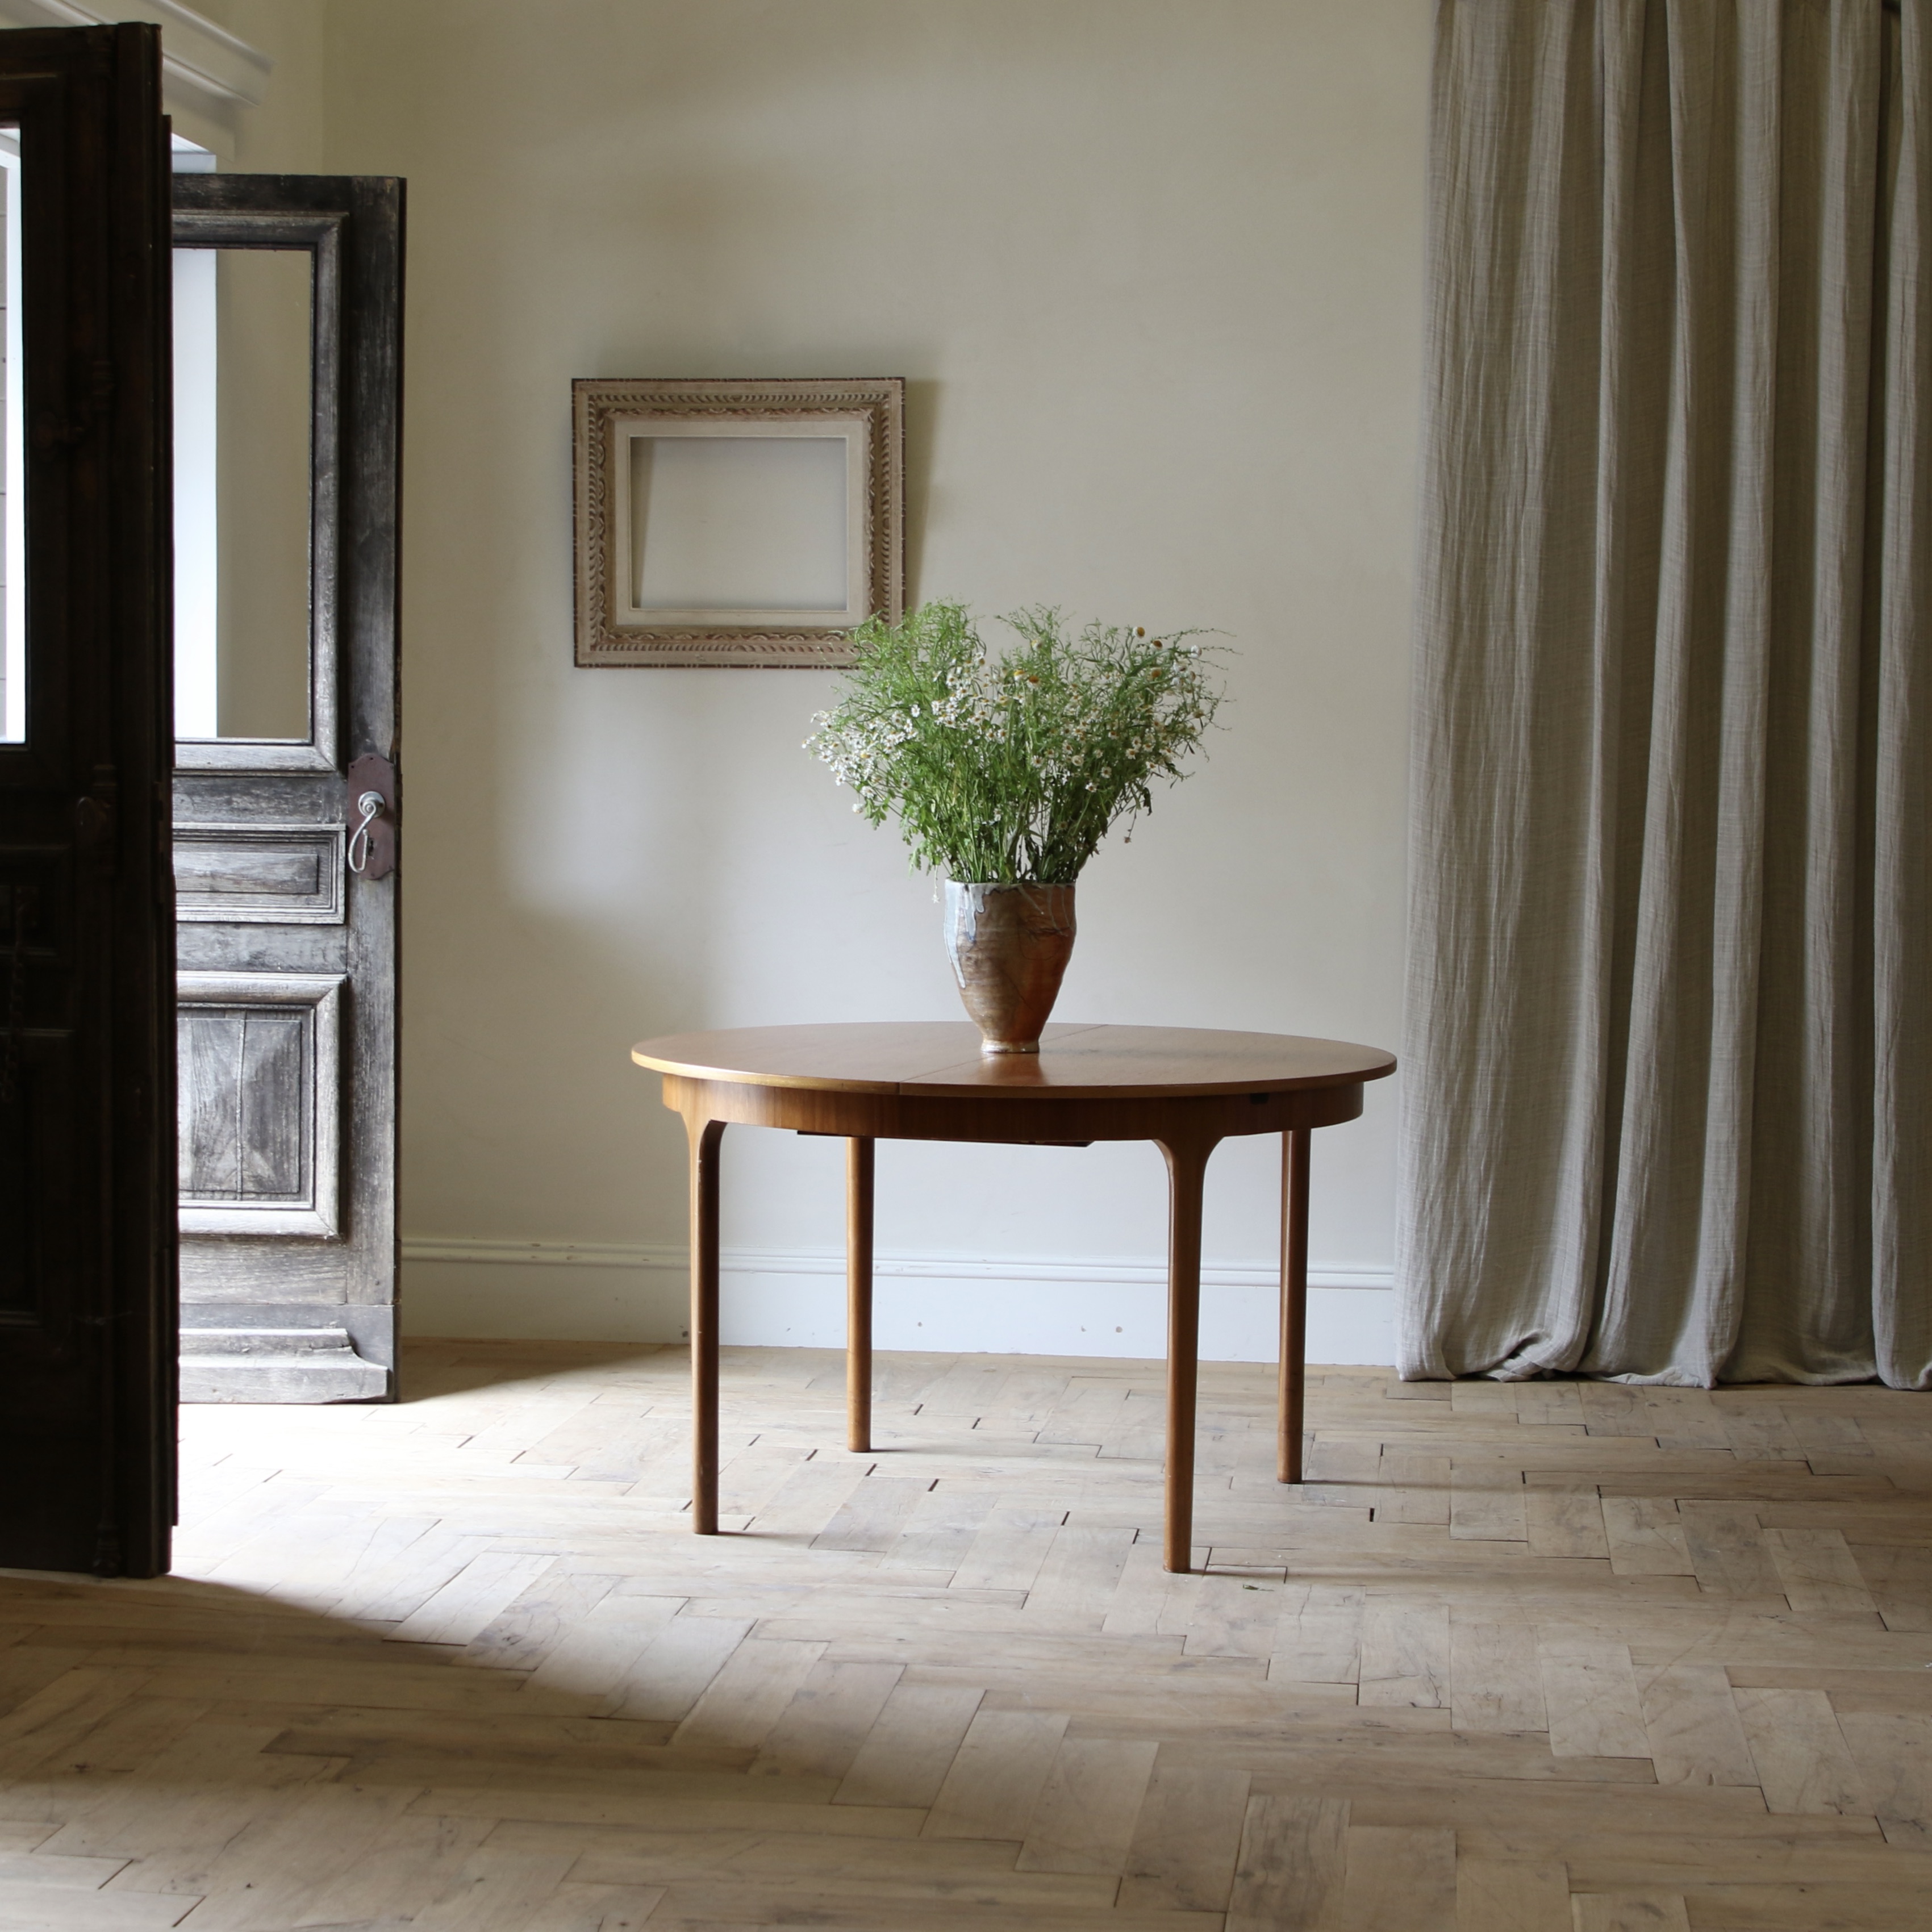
[170,175,402,1404]
[0,25,176,1576]
[172,823,347,923]
[177,970,342,1234]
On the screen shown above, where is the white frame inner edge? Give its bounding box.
[610,413,871,631]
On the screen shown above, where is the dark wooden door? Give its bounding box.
[169,175,403,1403]
[0,25,177,1577]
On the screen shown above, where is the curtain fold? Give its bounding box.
[1399,0,1931,1387]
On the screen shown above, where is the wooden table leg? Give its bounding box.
[846,1136,874,1453]
[1279,1125,1311,1484]
[1158,1131,1216,1574]
[685,1113,725,1534]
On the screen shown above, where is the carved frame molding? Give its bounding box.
[572,376,905,669]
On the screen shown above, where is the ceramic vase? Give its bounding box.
[942,881,1076,1054]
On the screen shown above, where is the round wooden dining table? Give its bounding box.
[632,1021,1396,1572]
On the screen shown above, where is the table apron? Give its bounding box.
[661,1076,1364,1142]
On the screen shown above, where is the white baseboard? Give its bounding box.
[399,1238,1396,1365]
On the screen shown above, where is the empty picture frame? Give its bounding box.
[573,376,905,667]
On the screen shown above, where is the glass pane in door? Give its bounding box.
[173,244,314,743]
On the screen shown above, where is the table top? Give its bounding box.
[632,1022,1396,1101]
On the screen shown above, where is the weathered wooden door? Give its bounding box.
[0,24,176,1575]
[169,174,403,1403]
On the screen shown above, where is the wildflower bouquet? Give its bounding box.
[806,602,1226,885]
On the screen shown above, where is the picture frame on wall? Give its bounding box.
[572,376,906,667]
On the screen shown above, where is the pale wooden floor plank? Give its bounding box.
[1635,1660,1758,1788]
[1226,1791,1346,1932]
[1,1338,1927,1928]
[1601,1498,1694,1578]
[1269,1584,1363,1685]
[1450,1619,1546,1734]
[0,1881,198,1930]
[832,1681,984,1809]
[922,1708,1070,1841]
[1334,1823,1455,1931]
[1570,1894,1692,1932]
[519,1878,665,1931]
[527,1591,684,1703]
[1675,1501,1781,1600]
[1453,1858,1571,1932]
[1763,1528,1881,1618]
[1358,1595,1450,1709]
[748,1658,903,1782]
[1117,1756,1251,1913]
[1524,1486,1611,1561]
[1734,1687,1873,1816]
[1015,1734,1158,1873]
[608,1614,752,1724]
[1835,1710,1932,1847]
[1538,1639,1651,1760]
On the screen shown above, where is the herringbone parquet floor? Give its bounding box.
[2,1340,1930,1930]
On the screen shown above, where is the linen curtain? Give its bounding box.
[1400,0,1931,1387]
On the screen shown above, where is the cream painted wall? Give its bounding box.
[234,0,1429,1359]
[166,0,324,168]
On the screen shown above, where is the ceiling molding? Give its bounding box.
[0,0,273,112]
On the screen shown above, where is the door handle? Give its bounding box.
[347,791,385,874]
[344,753,398,880]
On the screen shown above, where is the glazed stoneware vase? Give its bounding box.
[942,882,1076,1054]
